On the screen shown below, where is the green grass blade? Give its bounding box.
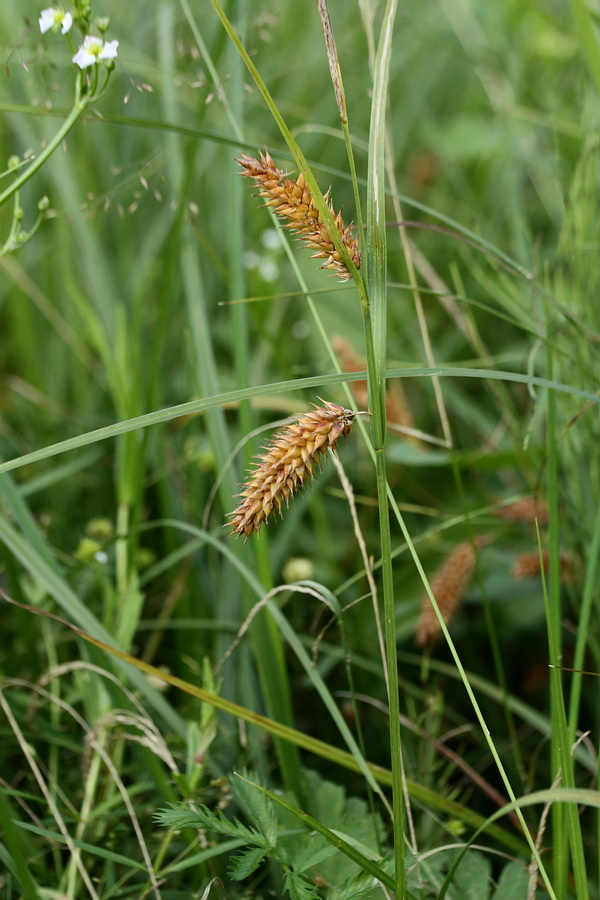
[1,366,596,477]
[363,2,405,895]
[0,786,41,900]
[0,517,185,737]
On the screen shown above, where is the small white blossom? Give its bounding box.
[73,36,119,69]
[39,7,73,34]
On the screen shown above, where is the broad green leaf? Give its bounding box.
[492,861,530,900]
[449,850,492,900]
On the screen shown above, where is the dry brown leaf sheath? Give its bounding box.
[229,401,356,539]
[238,151,361,281]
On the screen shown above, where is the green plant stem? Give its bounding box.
[313,2,366,274]
[545,340,589,899]
[209,0,364,292]
[342,120,366,276]
[363,0,404,893]
[375,451,405,885]
[570,0,600,94]
[567,501,600,742]
[0,100,84,208]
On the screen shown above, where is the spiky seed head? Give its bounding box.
[415,537,489,647]
[229,401,356,539]
[512,550,576,583]
[495,497,549,525]
[237,151,361,281]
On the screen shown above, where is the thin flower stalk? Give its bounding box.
[229,401,357,538]
[237,151,361,281]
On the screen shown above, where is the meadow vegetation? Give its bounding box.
[1,1,599,898]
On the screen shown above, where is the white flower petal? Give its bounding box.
[99,40,119,61]
[82,35,103,52]
[72,48,96,69]
[61,12,73,33]
[73,36,119,68]
[38,8,56,33]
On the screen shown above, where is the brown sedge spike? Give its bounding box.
[229,401,357,539]
[237,151,361,281]
[494,497,549,525]
[512,550,576,583]
[415,536,490,647]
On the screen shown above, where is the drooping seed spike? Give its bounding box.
[228,401,356,539]
[237,152,361,281]
[415,536,491,647]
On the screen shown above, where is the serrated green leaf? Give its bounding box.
[155,803,266,847]
[304,769,346,824]
[283,870,321,900]
[492,861,529,900]
[287,770,383,886]
[233,770,278,847]
[234,772,396,892]
[450,850,492,900]
[328,868,387,900]
[227,846,267,881]
[292,835,337,874]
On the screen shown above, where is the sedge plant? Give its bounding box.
[1,1,600,899]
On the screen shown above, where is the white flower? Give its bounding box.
[39,7,73,34]
[73,36,119,69]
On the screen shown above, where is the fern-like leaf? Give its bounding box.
[233,769,278,846]
[227,846,267,881]
[283,871,322,900]
[155,803,267,847]
[328,870,383,900]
